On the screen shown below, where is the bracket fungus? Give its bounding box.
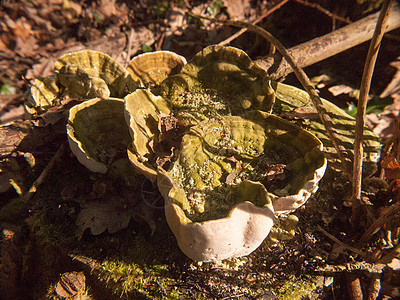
[157,173,275,262]
[27,46,334,262]
[54,50,138,98]
[161,45,276,126]
[26,50,138,116]
[67,98,132,173]
[123,46,327,261]
[127,50,187,87]
[124,89,172,181]
[156,112,326,261]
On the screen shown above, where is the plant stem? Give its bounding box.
[351,0,394,226]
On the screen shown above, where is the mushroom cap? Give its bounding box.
[161,45,275,125]
[124,89,172,181]
[67,98,132,173]
[25,75,59,116]
[158,170,275,262]
[127,51,186,87]
[55,50,138,97]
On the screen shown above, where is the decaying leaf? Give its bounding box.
[381,156,400,181]
[280,107,319,121]
[55,272,87,299]
[222,0,251,20]
[75,198,136,239]
[75,194,157,239]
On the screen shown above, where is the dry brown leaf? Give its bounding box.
[280,106,319,120]
[0,39,8,52]
[61,0,83,19]
[166,7,187,35]
[94,0,119,19]
[381,156,400,181]
[328,84,356,97]
[12,17,33,40]
[0,105,25,124]
[158,112,179,136]
[225,155,244,184]
[14,35,39,58]
[222,0,252,20]
[55,271,86,299]
[25,56,56,80]
[75,198,136,239]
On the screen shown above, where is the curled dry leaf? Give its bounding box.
[55,272,87,299]
[381,156,400,181]
[75,198,135,239]
[75,195,157,239]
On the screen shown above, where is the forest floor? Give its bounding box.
[1,0,400,299]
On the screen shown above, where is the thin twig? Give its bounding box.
[191,13,352,176]
[125,28,135,67]
[317,225,367,257]
[293,0,352,25]
[352,0,394,226]
[218,0,290,46]
[23,144,65,203]
[359,200,400,245]
[254,4,400,80]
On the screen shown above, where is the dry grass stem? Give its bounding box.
[352,0,394,226]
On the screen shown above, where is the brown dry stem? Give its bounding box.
[317,225,367,258]
[352,0,394,226]
[23,144,65,203]
[359,199,400,245]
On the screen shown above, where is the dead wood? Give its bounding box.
[255,3,400,80]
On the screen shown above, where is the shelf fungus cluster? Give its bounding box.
[27,46,328,262]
